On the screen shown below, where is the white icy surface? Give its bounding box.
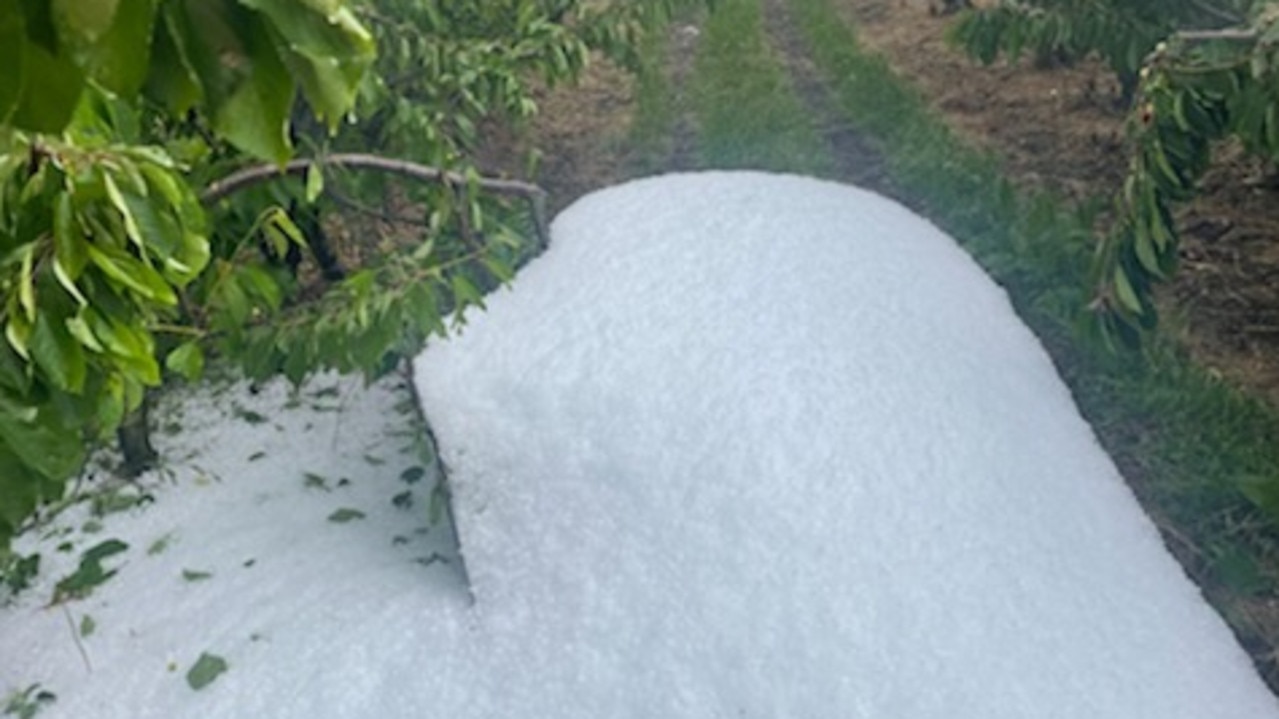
[0,171,1274,718]
[414,172,1279,717]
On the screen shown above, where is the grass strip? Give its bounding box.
[629,15,679,173]
[692,0,831,173]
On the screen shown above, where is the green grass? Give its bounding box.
[674,0,1279,607]
[628,16,678,173]
[692,0,830,173]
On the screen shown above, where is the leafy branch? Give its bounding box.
[202,153,550,248]
[1088,4,1279,345]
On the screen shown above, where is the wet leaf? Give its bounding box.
[185,652,228,691]
[327,508,365,523]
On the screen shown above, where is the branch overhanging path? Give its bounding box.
[201,153,552,250]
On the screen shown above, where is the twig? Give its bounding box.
[201,153,550,250]
[60,604,93,673]
[1173,28,1259,42]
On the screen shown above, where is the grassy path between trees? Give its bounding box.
[669,0,1279,692]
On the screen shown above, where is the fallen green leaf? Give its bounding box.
[185,652,228,691]
[327,508,365,523]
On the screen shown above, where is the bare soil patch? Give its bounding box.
[475,57,641,215]
[836,0,1279,408]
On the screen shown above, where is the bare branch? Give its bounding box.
[1174,27,1258,41]
[202,153,551,249]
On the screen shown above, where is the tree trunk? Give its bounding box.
[117,396,157,477]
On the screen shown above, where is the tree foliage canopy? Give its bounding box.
[951,0,1279,347]
[0,0,684,556]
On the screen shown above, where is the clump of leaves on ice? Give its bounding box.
[52,540,129,604]
[0,553,40,603]
[2,684,55,718]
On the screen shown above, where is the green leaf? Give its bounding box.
[171,229,211,285]
[185,652,228,691]
[144,5,203,115]
[0,340,31,394]
[65,313,103,353]
[0,395,85,482]
[164,341,204,382]
[304,162,324,204]
[399,466,426,484]
[80,613,97,637]
[1112,266,1142,315]
[236,265,283,313]
[2,552,41,595]
[262,206,306,258]
[480,256,514,284]
[54,539,129,602]
[449,275,485,312]
[428,481,448,526]
[82,538,128,564]
[86,243,177,305]
[0,10,26,126]
[96,371,126,432]
[238,0,374,128]
[53,193,89,279]
[31,311,88,393]
[10,29,85,132]
[17,244,36,322]
[5,316,32,360]
[84,309,160,385]
[52,0,122,45]
[209,14,295,164]
[326,508,365,523]
[79,0,158,97]
[102,172,146,251]
[0,447,49,538]
[181,568,212,582]
[53,259,89,308]
[159,0,246,111]
[215,269,251,325]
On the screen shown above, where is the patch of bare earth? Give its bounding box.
[836,0,1279,409]
[475,56,640,215]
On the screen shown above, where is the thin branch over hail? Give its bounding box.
[202,153,551,249]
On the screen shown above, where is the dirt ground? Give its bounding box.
[838,0,1279,408]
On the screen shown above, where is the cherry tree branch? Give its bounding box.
[202,153,550,249]
[1173,27,1258,41]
